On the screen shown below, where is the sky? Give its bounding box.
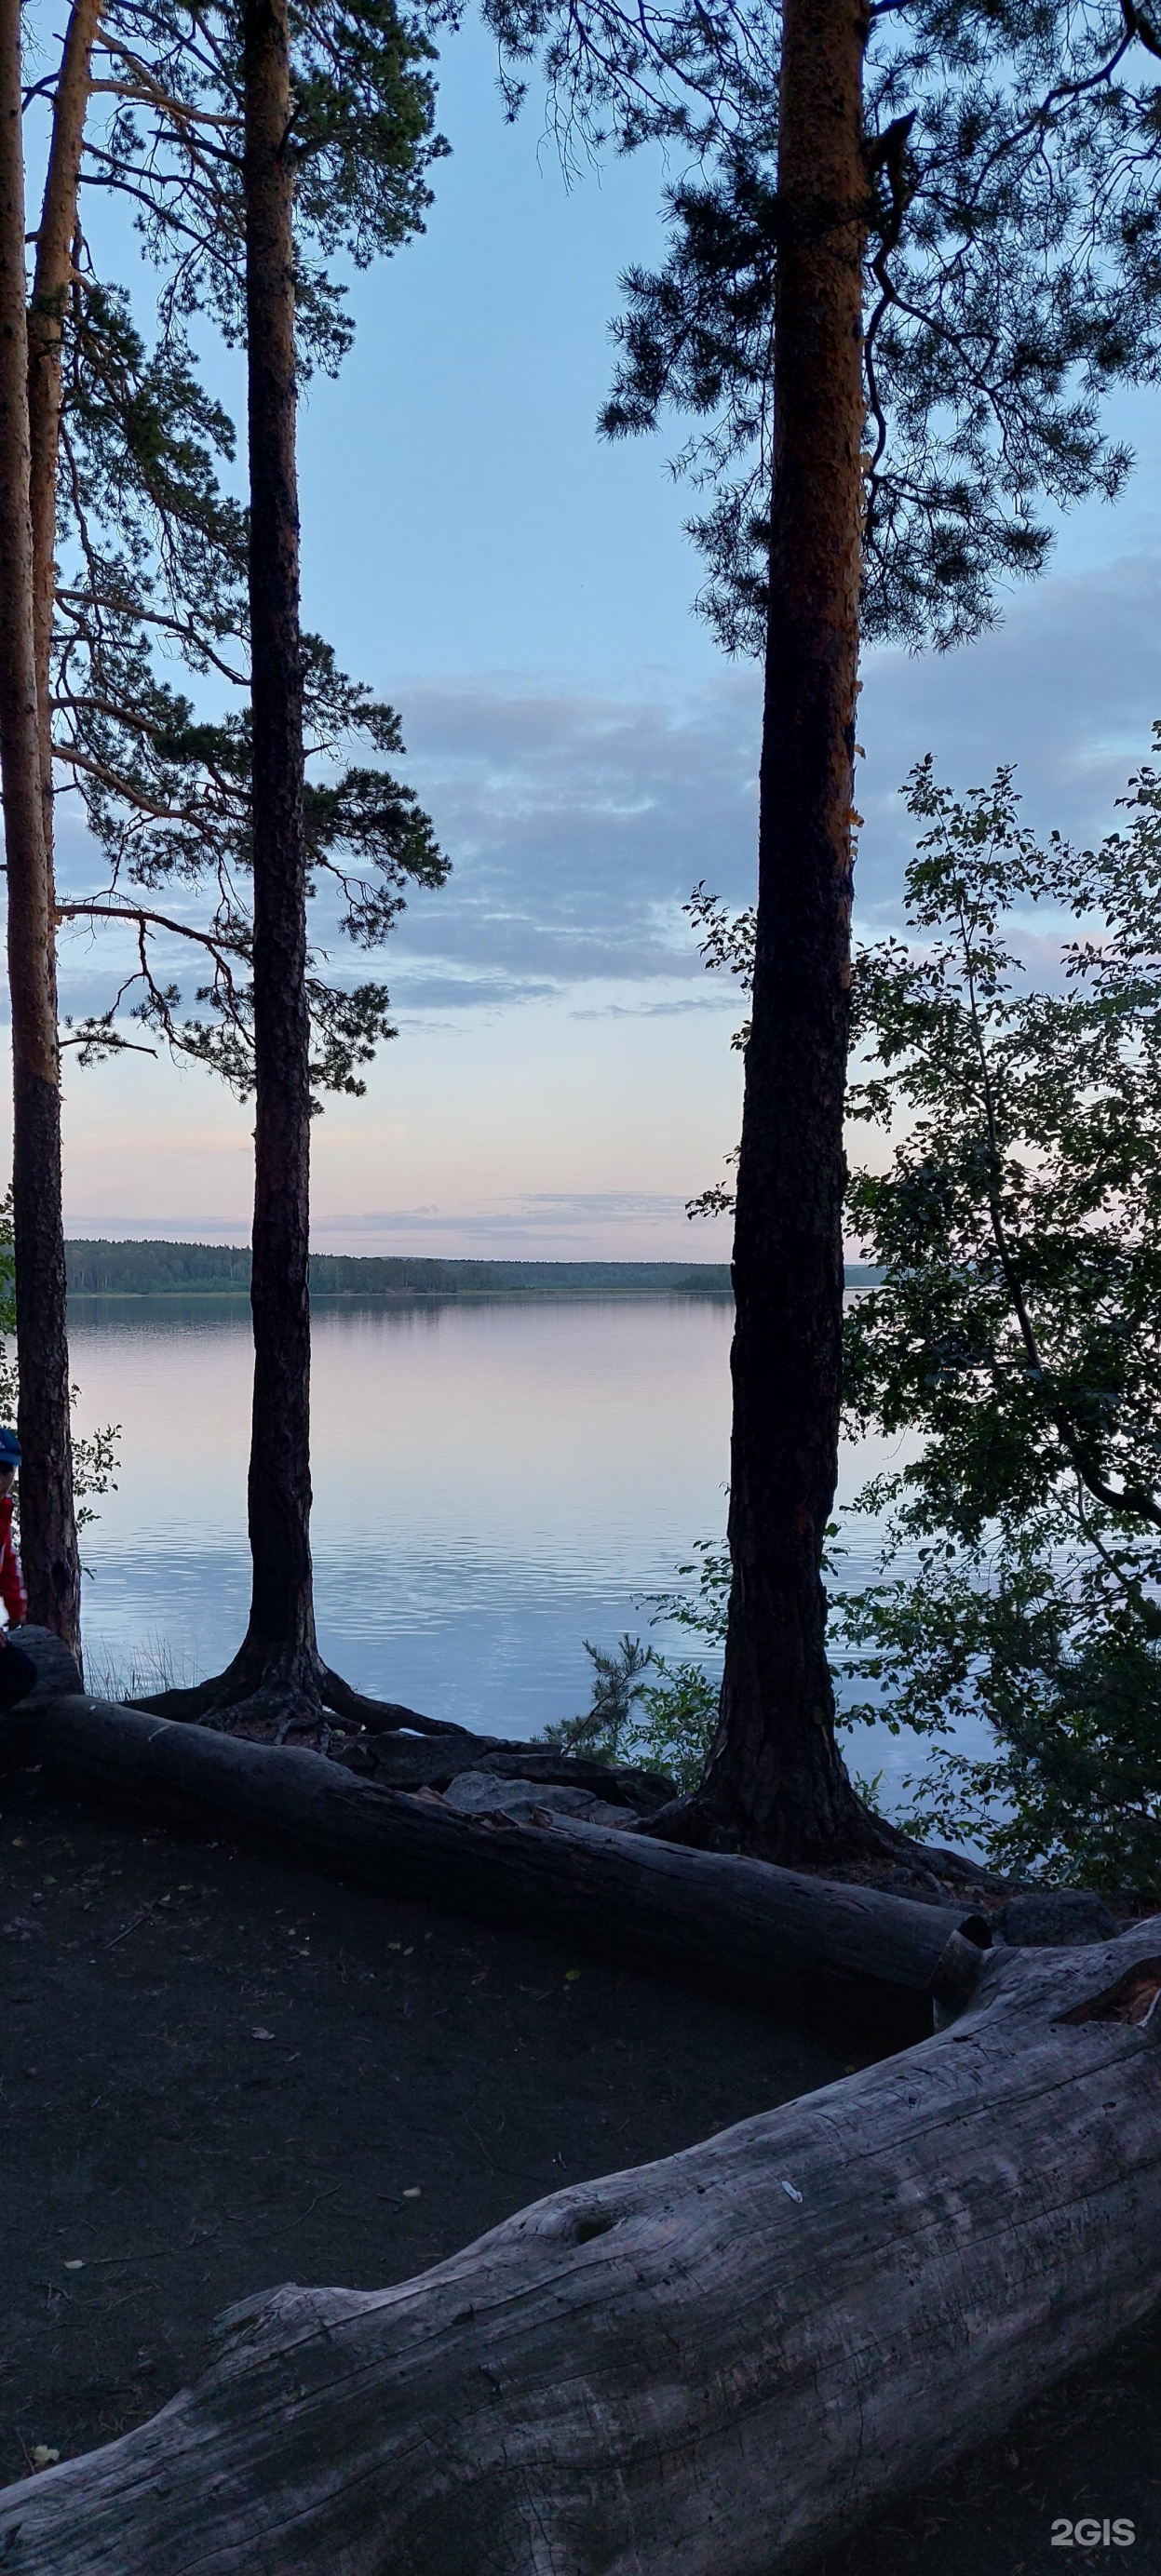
[28,14,1161,1257]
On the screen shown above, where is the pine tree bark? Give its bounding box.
[28,0,99,835]
[136,0,435,1743]
[147,0,366,1737]
[653,0,875,1863]
[195,0,324,1729]
[136,0,318,1735]
[242,0,315,1679]
[0,0,81,1652]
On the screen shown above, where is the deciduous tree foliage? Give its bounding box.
[836,743,1161,1889]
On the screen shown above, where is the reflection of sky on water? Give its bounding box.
[68,1293,990,1818]
[70,1295,735,1739]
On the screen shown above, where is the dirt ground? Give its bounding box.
[1,1768,1159,2573]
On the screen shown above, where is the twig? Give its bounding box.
[287,2186,340,2226]
[62,2249,173,2269]
[461,2117,556,2190]
[100,1910,149,1949]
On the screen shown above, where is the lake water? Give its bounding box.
[66,1292,951,1813]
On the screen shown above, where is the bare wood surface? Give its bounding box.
[1,1924,1157,2575]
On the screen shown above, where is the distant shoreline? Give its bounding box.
[66,1289,736,1302]
[64,1238,884,1298]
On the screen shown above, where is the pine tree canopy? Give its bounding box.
[77,0,448,367]
[30,0,450,1090]
[483,0,1161,648]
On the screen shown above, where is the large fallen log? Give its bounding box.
[3,1921,1158,2575]
[9,1627,680,1805]
[4,1679,987,2029]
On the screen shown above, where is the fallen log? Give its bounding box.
[2,1922,1158,2575]
[2,1680,987,2029]
[7,1624,677,1810]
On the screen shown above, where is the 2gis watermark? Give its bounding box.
[1051,2521,1136,2549]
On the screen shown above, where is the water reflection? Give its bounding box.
[69,1295,736,1738]
[67,1291,979,1809]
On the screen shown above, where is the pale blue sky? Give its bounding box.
[30,15,1161,1255]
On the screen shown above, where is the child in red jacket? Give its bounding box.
[0,1428,27,1625]
[0,1429,36,1712]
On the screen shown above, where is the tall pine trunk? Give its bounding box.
[682,0,872,1860]
[137,0,422,1741]
[29,0,99,826]
[233,0,320,1720]
[123,0,434,1742]
[0,0,80,1650]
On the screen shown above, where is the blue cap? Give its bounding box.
[0,1429,21,1467]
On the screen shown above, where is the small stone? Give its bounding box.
[999,1890,1118,1948]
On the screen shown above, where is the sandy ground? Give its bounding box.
[1,1766,1158,2571]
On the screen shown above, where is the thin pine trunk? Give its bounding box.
[135,19,405,1737]
[29,0,99,821]
[236,0,319,1706]
[0,0,80,1650]
[687,0,873,1860]
[129,0,345,1736]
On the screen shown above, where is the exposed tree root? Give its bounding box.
[135,1637,478,1751]
[632,1777,1003,1903]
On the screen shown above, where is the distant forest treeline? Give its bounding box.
[64,1241,884,1297]
[66,1241,733,1296]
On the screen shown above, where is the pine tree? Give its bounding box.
[72,0,448,1730]
[0,0,98,1646]
[484,0,1161,1859]
[0,0,446,1700]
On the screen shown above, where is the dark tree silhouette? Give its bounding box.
[0,0,81,1647]
[0,0,447,1713]
[485,0,1161,1860]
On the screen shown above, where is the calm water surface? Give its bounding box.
[67,1293,953,1810]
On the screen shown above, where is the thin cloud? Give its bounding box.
[63,1193,735,1254]
[47,543,1161,1031]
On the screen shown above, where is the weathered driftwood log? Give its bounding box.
[3,1924,1159,2576]
[4,1677,985,2030]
